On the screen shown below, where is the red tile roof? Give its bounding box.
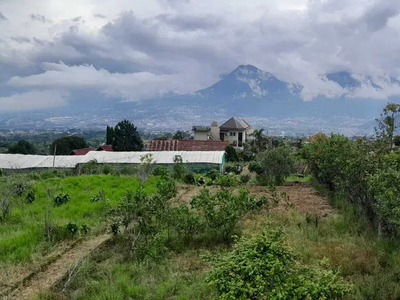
[97,145,113,151]
[70,147,95,155]
[147,140,229,151]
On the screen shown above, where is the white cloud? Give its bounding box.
[1,0,400,108]
[8,62,203,100]
[0,90,67,112]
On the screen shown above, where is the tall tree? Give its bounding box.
[376,103,400,151]
[111,120,144,152]
[8,140,36,155]
[49,136,88,155]
[249,129,269,153]
[106,126,115,145]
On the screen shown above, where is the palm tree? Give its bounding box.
[249,129,269,153]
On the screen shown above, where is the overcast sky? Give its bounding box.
[1,0,400,112]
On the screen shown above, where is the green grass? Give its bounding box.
[0,175,158,264]
[286,174,313,183]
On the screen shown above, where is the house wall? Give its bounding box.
[194,131,209,141]
[210,124,220,140]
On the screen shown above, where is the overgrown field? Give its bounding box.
[0,174,158,265]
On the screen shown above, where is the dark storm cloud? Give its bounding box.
[0,12,7,21]
[11,36,31,43]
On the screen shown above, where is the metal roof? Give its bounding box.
[220,117,250,130]
[147,140,229,151]
[0,151,225,170]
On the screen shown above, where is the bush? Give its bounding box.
[248,161,262,174]
[225,146,239,162]
[153,166,170,177]
[25,191,36,204]
[240,174,251,184]
[215,175,241,187]
[54,193,70,206]
[207,169,220,181]
[225,163,237,173]
[0,169,3,177]
[173,155,187,180]
[183,173,196,185]
[256,147,295,186]
[190,189,266,240]
[66,223,79,236]
[101,164,113,175]
[207,229,352,300]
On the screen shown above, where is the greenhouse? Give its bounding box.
[0,151,226,173]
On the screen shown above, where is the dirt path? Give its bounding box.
[6,234,110,300]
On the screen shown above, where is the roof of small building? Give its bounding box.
[97,145,113,151]
[147,140,229,151]
[69,147,95,156]
[220,117,250,131]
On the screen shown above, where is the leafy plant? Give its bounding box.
[111,223,120,235]
[240,174,251,184]
[66,223,79,236]
[152,166,170,177]
[190,189,266,240]
[256,147,295,185]
[215,175,241,187]
[207,169,220,181]
[183,173,196,185]
[0,196,12,222]
[225,146,239,162]
[54,193,70,206]
[206,229,352,299]
[25,191,36,204]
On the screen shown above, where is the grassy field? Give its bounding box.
[3,173,400,299]
[0,175,158,265]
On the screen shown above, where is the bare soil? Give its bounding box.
[5,234,110,300]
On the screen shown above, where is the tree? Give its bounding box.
[106,126,115,145]
[256,147,295,185]
[376,103,400,151]
[225,146,239,162]
[8,140,36,155]
[49,136,88,155]
[173,130,185,140]
[110,120,144,152]
[248,129,269,153]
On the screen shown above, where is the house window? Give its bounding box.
[229,132,236,137]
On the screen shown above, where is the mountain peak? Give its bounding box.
[232,64,261,75]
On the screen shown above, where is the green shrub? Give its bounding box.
[207,229,352,300]
[66,223,79,236]
[173,155,187,180]
[169,205,201,239]
[53,193,70,206]
[25,191,36,204]
[207,169,220,181]
[215,175,241,187]
[28,172,41,180]
[190,189,266,240]
[0,169,3,176]
[81,224,89,235]
[102,164,113,175]
[183,173,196,185]
[248,161,262,174]
[225,146,239,162]
[240,174,251,184]
[225,163,237,173]
[111,223,120,235]
[153,166,170,177]
[256,147,295,186]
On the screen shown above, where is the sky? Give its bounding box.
[1,0,400,112]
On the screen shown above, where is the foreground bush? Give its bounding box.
[207,229,352,300]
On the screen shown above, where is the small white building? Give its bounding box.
[193,117,254,148]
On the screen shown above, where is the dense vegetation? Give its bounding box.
[4,105,400,299]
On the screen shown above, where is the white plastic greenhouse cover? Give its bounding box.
[0,151,225,170]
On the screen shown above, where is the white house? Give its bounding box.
[193,117,254,148]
